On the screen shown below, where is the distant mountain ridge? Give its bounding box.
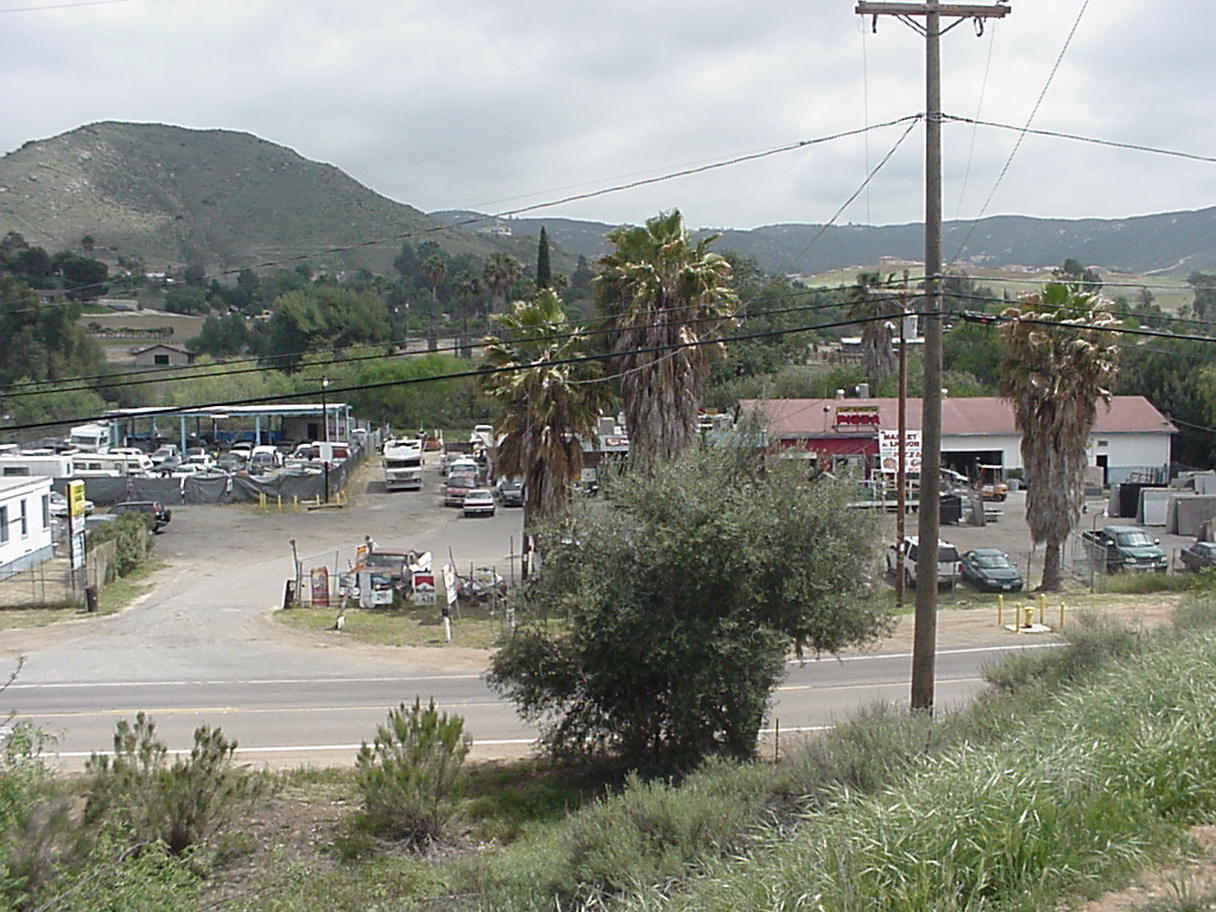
[2,121,1213,280]
[431,208,1216,277]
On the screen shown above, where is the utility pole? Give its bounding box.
[855,1,1010,711]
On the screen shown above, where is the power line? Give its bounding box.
[950,0,1092,263]
[0,311,921,434]
[1,115,924,308]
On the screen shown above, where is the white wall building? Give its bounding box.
[744,395,1175,485]
[0,476,54,580]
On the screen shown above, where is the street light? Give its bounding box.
[320,376,330,443]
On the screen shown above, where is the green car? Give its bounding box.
[960,548,1024,592]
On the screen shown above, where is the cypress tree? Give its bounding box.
[536,226,552,290]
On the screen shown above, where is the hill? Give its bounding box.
[0,122,538,276]
[432,208,1216,278]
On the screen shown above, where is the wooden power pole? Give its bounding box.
[854,1,1011,712]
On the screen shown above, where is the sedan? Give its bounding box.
[960,548,1024,592]
[1180,540,1216,573]
[462,488,496,517]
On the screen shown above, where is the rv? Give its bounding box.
[68,423,110,452]
[382,438,423,491]
[71,452,148,477]
[0,453,75,479]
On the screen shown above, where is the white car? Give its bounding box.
[462,488,496,517]
[886,536,962,589]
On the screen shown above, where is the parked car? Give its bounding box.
[149,445,179,466]
[1180,540,1216,573]
[443,475,477,507]
[109,500,172,531]
[48,490,94,518]
[495,478,524,507]
[83,513,120,537]
[1081,525,1168,573]
[886,536,962,589]
[462,488,496,517]
[960,548,1024,592]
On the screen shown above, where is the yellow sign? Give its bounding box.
[67,480,86,518]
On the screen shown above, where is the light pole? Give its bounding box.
[320,377,331,504]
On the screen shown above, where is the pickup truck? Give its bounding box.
[1081,525,1167,573]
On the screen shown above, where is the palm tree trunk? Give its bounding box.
[1040,538,1063,591]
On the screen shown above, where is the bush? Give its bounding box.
[86,512,153,580]
[84,712,270,855]
[354,698,472,847]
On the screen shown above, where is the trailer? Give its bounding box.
[382,438,423,491]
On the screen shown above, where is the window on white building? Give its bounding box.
[0,505,8,544]
[19,499,27,537]
[41,494,49,529]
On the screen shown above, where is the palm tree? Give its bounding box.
[595,210,738,472]
[999,282,1120,590]
[479,290,611,528]
[422,254,447,313]
[482,253,522,317]
[846,271,899,388]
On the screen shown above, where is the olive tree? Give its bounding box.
[488,442,891,774]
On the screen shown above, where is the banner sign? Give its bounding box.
[878,429,922,473]
[834,405,881,428]
[310,566,330,608]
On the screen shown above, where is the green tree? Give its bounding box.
[261,286,389,369]
[54,253,108,301]
[2,380,107,432]
[423,254,448,313]
[999,283,1120,590]
[1053,257,1101,289]
[568,254,594,301]
[595,210,738,471]
[189,313,250,357]
[80,234,95,252]
[0,279,103,386]
[536,226,552,290]
[1187,272,1216,321]
[483,252,523,316]
[488,443,890,774]
[162,284,209,315]
[344,352,478,428]
[479,290,611,526]
[845,271,899,388]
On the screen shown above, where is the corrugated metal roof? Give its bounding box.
[740,396,1176,437]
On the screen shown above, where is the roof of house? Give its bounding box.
[740,395,1176,437]
[132,342,193,356]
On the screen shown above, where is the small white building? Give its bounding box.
[0,476,54,580]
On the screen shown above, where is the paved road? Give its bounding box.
[0,458,1063,769]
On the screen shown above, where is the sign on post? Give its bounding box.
[310,566,330,608]
[878,429,922,473]
[412,571,436,605]
[442,563,458,608]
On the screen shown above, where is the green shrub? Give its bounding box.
[983,611,1142,694]
[354,698,472,847]
[86,512,154,580]
[84,712,270,855]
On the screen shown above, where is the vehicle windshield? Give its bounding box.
[938,547,960,562]
[974,554,1011,569]
[1116,531,1155,547]
[364,553,406,569]
[448,477,475,489]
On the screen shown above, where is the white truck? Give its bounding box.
[382,437,423,491]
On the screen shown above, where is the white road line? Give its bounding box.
[55,737,538,758]
[788,641,1062,666]
[7,673,485,690]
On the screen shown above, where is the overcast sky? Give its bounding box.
[3,0,1213,231]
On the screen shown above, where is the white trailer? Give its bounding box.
[382,438,423,491]
[0,453,75,479]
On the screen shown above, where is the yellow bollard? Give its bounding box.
[293,495,299,510]
[1038,593,1046,625]
[1022,603,1033,629]
[276,494,282,510]
[1059,601,1066,630]
[997,594,1004,628]
[258,492,266,510]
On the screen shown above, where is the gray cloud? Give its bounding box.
[0,0,1212,231]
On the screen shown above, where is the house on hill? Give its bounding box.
[132,342,194,367]
[741,395,1174,486]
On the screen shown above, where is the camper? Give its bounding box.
[68,423,111,452]
[382,437,423,491]
[0,453,75,479]
[71,452,148,477]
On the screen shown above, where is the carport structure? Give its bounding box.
[105,403,352,455]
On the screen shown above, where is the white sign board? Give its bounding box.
[442,563,458,606]
[878,429,922,473]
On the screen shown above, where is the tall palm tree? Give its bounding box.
[594,210,738,472]
[422,254,447,314]
[482,253,522,317]
[999,282,1120,590]
[479,290,610,527]
[846,271,899,388]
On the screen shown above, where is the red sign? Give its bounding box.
[310,566,330,608]
[835,406,881,427]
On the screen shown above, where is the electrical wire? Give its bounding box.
[953,24,996,221]
[950,0,1092,264]
[0,311,921,434]
[1,115,924,309]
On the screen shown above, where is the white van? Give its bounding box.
[68,423,110,452]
